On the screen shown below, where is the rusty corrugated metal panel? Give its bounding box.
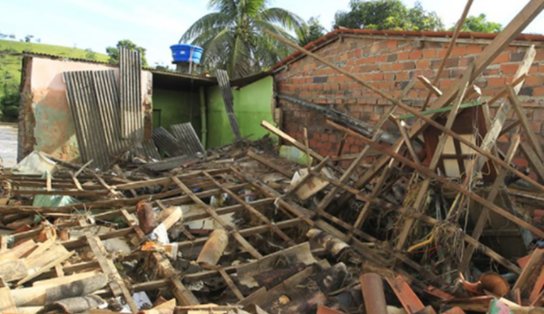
[64,70,133,169]
[64,70,111,169]
[152,127,184,157]
[119,47,143,141]
[170,123,205,156]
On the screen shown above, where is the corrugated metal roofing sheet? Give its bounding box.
[170,123,205,156]
[64,71,113,168]
[119,47,143,141]
[152,127,184,157]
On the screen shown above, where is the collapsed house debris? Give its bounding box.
[3,0,544,313]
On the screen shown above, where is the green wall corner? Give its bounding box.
[206,76,275,148]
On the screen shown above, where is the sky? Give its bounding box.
[1,0,543,67]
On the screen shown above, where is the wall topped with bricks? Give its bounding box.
[273,31,544,158]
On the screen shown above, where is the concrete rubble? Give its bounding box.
[3,0,544,313]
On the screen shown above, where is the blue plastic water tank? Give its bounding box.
[170,44,203,64]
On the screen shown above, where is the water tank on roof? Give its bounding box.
[170,44,203,64]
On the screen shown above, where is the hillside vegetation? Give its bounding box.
[0,39,108,120]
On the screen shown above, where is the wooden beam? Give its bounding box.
[459,134,521,273]
[265,0,544,193]
[421,0,473,109]
[510,87,544,161]
[396,64,473,250]
[85,234,138,312]
[203,172,295,245]
[261,120,324,162]
[171,176,263,259]
[327,120,544,239]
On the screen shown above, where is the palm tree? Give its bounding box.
[180,0,303,78]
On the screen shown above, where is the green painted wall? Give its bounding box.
[207,76,274,148]
[152,88,201,136]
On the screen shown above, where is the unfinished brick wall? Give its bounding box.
[274,34,544,158]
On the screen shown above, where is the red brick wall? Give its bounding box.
[274,35,544,158]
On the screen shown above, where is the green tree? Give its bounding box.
[460,14,502,33]
[297,17,326,46]
[106,39,148,66]
[180,0,303,78]
[334,0,443,31]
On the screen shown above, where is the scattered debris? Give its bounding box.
[2,1,544,313]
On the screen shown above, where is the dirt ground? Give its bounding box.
[0,122,17,167]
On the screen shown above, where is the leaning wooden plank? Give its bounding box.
[421,0,473,109]
[85,234,139,312]
[513,248,544,300]
[247,150,292,177]
[327,120,544,239]
[509,87,544,162]
[520,142,544,186]
[459,133,521,273]
[0,239,37,262]
[261,120,324,162]
[316,103,399,214]
[418,75,443,97]
[396,64,473,250]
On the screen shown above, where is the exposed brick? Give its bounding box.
[511,51,526,62]
[387,54,398,62]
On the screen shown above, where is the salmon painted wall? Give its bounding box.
[19,57,152,162]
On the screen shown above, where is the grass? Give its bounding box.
[0,39,109,102]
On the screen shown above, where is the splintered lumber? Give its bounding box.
[85,234,138,312]
[513,249,544,300]
[120,211,199,306]
[247,150,292,177]
[360,273,388,314]
[327,120,544,239]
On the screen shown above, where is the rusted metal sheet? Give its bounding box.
[64,70,111,169]
[119,47,143,141]
[64,70,133,169]
[170,123,205,156]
